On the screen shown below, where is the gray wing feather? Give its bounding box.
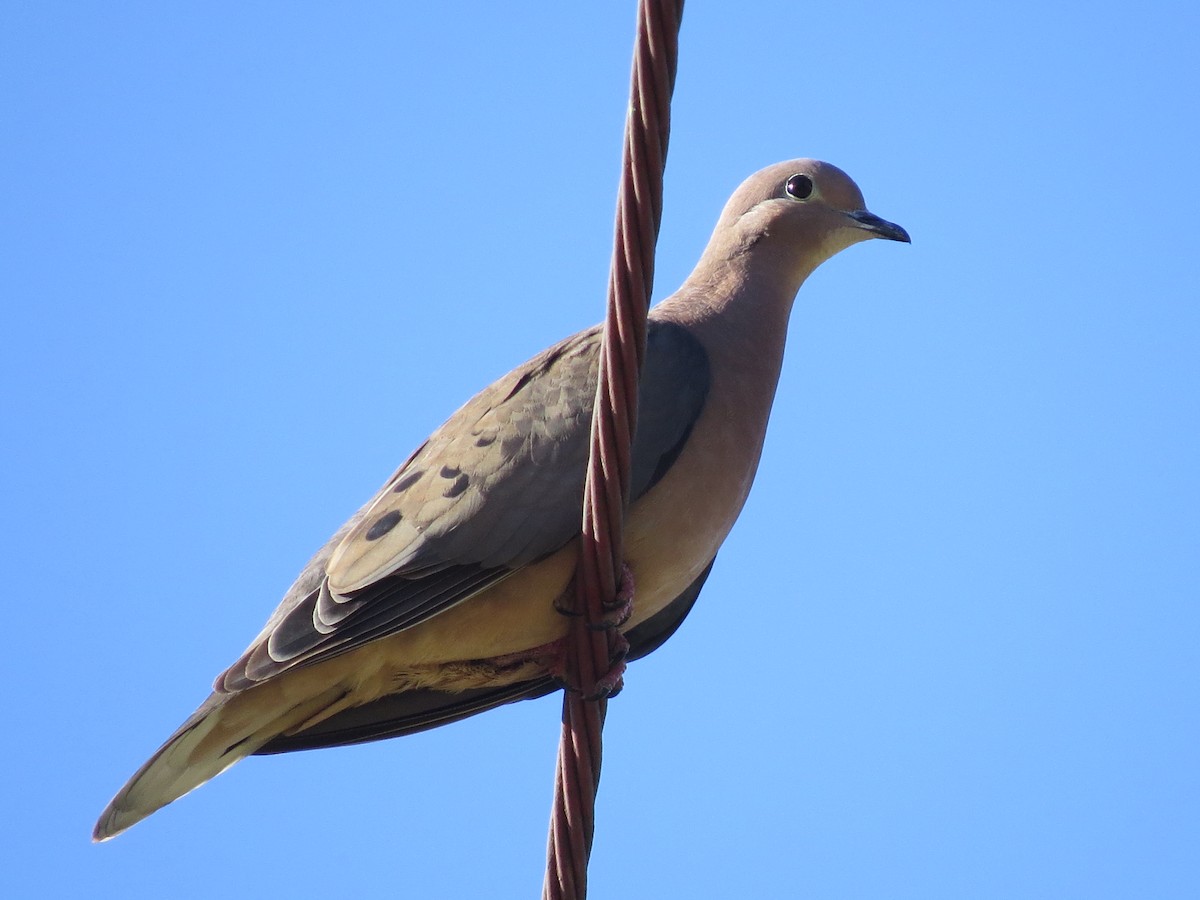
[217,321,710,693]
[252,556,715,754]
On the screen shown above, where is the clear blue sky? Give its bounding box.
[4,3,1198,898]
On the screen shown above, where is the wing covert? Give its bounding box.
[218,320,710,693]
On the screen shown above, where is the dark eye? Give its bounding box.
[785,173,814,200]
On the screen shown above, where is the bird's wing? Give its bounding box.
[253,557,715,754]
[217,320,710,692]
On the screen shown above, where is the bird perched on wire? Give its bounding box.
[94,158,908,841]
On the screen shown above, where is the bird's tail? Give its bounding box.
[93,681,347,841]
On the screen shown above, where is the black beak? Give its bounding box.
[848,210,911,243]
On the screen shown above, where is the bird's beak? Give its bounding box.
[848,209,911,243]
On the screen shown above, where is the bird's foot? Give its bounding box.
[588,632,630,700]
[542,632,629,701]
[553,563,635,631]
[590,563,635,632]
[540,563,635,698]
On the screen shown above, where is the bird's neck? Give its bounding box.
[656,247,813,383]
[652,248,814,468]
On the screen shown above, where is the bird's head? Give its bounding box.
[713,158,909,283]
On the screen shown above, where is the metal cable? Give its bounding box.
[542,2,684,897]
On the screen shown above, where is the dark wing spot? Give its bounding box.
[366,510,402,541]
[392,470,423,493]
[443,473,470,498]
[474,432,496,447]
[440,465,461,478]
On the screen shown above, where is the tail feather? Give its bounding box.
[93,684,345,842]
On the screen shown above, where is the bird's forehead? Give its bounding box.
[743,158,868,212]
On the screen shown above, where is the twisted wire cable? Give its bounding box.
[542,2,684,897]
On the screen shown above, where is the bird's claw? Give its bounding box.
[589,633,630,699]
[547,562,634,698]
[587,563,636,631]
[547,629,630,700]
[554,563,635,629]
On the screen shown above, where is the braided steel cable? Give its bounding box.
[542,2,684,897]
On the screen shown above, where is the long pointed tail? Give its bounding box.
[93,683,346,841]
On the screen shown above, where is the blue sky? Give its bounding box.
[3,2,1198,898]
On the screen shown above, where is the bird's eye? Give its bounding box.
[785,173,814,201]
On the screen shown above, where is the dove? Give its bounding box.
[94,158,908,841]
